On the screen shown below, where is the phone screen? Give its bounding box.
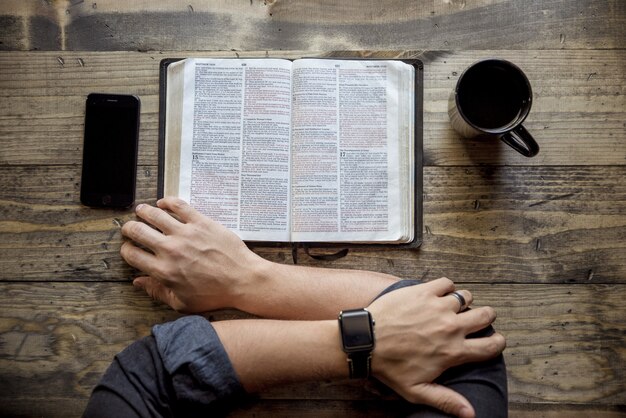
[80,93,140,208]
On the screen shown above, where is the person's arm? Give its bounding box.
[117,198,506,418]
[120,197,399,318]
[212,319,345,391]
[84,280,504,418]
[214,277,502,418]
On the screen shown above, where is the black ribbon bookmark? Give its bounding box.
[293,245,349,263]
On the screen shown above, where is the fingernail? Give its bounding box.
[132,279,142,289]
[136,203,145,212]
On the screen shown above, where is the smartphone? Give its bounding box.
[80,93,140,208]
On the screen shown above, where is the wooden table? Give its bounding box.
[1,1,625,416]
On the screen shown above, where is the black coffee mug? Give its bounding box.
[448,59,539,157]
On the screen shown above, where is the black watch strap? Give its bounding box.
[338,308,375,379]
[347,352,372,379]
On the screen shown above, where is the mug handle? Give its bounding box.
[500,125,540,157]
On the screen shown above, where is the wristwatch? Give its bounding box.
[338,308,375,379]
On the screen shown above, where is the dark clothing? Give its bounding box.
[83,280,507,417]
[83,317,244,418]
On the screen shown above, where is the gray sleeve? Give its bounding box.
[152,315,245,405]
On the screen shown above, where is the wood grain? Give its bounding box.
[0,282,623,416]
[509,404,626,418]
[1,165,624,283]
[0,1,625,414]
[1,50,624,166]
[0,0,624,51]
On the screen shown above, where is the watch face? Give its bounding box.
[340,309,374,352]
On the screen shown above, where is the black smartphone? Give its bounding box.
[80,93,140,208]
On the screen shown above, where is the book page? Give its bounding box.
[163,60,186,198]
[173,58,292,242]
[290,59,413,243]
[402,66,415,243]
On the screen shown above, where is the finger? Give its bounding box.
[133,276,177,307]
[120,241,158,273]
[444,289,473,312]
[425,277,456,296]
[121,220,165,250]
[407,382,475,418]
[461,332,507,364]
[135,203,182,235]
[157,197,203,223]
[457,306,496,335]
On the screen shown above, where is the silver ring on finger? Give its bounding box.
[448,291,468,313]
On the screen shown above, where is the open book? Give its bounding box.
[160,58,422,245]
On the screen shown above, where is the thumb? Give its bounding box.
[409,382,475,418]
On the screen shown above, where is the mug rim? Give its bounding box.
[454,58,533,134]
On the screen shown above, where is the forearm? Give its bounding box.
[122,198,399,318]
[236,258,399,319]
[213,318,346,392]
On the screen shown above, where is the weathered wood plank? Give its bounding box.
[0,15,24,51]
[1,0,624,51]
[509,403,626,418]
[0,400,623,418]
[1,165,624,283]
[487,284,626,405]
[0,282,623,416]
[1,50,624,166]
[0,1,622,416]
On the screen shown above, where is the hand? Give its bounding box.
[367,278,506,418]
[120,197,268,313]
